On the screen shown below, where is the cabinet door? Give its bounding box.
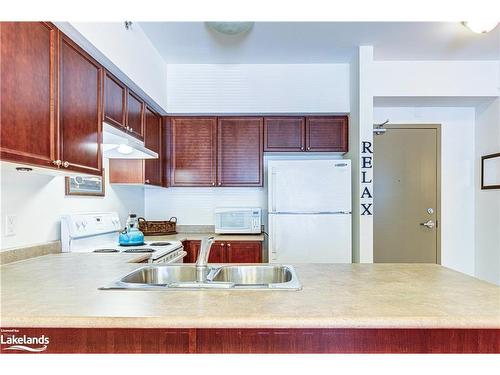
[217,117,263,187]
[184,241,200,263]
[226,242,262,263]
[59,34,102,175]
[103,71,126,129]
[126,90,144,140]
[144,106,162,186]
[170,117,217,187]
[305,116,348,152]
[209,241,226,263]
[1,22,58,168]
[264,117,305,152]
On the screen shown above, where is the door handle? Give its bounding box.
[420,220,435,229]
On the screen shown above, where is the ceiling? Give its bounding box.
[139,22,499,64]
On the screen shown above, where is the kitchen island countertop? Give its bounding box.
[1,253,499,329]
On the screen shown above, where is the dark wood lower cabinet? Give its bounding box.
[182,240,262,263]
[1,328,498,354]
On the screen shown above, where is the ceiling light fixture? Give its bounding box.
[206,22,254,35]
[462,21,499,34]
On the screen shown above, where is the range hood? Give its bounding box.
[102,122,158,159]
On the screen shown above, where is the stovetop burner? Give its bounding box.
[93,249,120,253]
[122,248,156,253]
[148,242,173,246]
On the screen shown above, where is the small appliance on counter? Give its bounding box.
[214,207,262,234]
[60,212,186,263]
[119,214,145,246]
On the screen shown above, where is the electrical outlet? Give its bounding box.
[5,215,17,236]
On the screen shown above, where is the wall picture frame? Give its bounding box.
[65,169,105,196]
[481,153,500,190]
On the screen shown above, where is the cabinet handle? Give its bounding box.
[301,147,304,151]
[62,161,69,168]
[220,243,225,246]
[307,147,311,151]
[218,182,222,186]
[52,160,62,167]
[212,182,215,186]
[227,243,231,247]
[145,179,150,184]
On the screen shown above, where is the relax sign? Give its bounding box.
[360,141,373,216]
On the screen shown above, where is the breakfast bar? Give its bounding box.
[1,253,499,353]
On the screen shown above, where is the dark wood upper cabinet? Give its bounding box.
[306,116,348,152]
[126,90,144,139]
[264,117,305,152]
[0,22,58,168]
[170,117,217,187]
[217,117,263,187]
[59,34,102,175]
[103,71,126,128]
[144,106,162,186]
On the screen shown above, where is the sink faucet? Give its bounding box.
[196,236,215,282]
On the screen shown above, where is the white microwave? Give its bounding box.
[214,207,262,234]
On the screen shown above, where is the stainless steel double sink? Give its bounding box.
[100,264,302,290]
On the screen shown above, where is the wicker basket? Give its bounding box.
[137,217,177,236]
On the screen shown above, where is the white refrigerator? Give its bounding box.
[268,159,352,263]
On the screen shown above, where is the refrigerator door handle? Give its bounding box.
[271,215,277,261]
[271,170,277,212]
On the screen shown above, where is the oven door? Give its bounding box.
[153,250,187,264]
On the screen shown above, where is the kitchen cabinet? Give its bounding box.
[103,71,126,129]
[144,106,162,186]
[217,117,263,187]
[169,116,263,187]
[0,22,59,168]
[306,116,348,152]
[126,90,145,139]
[182,240,262,263]
[170,117,217,186]
[264,115,348,153]
[59,33,103,175]
[264,117,305,151]
[104,70,145,141]
[226,241,262,263]
[208,241,227,263]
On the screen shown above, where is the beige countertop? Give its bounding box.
[1,253,499,329]
[145,233,265,242]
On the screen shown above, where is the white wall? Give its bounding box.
[373,107,476,276]
[59,22,168,111]
[474,98,500,285]
[372,61,499,97]
[165,64,350,113]
[0,159,144,250]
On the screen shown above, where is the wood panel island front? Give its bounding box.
[1,253,499,354]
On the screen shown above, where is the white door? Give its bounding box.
[269,213,352,263]
[268,160,351,213]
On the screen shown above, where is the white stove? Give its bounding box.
[61,212,186,263]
